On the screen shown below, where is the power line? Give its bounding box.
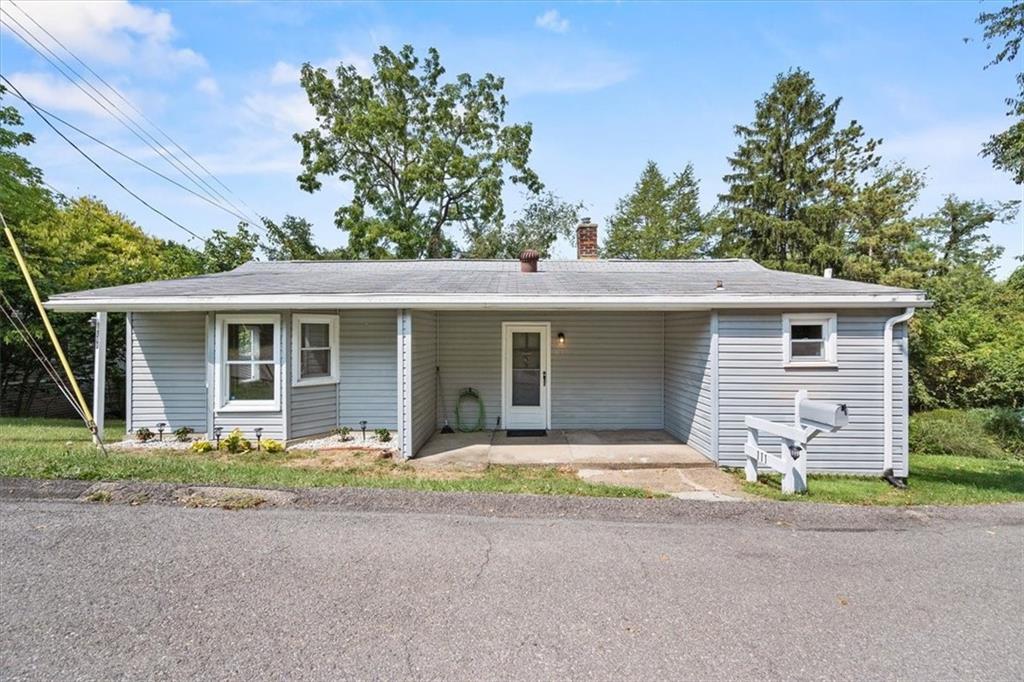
[7,0,266,225]
[0,7,263,228]
[4,88,256,225]
[1,74,209,244]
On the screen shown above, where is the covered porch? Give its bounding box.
[397,309,718,464]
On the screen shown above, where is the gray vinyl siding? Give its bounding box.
[289,383,338,439]
[338,309,397,430]
[411,311,438,452]
[664,312,713,459]
[129,312,207,433]
[717,309,907,474]
[436,311,664,431]
[287,311,341,440]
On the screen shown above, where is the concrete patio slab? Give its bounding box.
[412,429,714,471]
[576,466,746,499]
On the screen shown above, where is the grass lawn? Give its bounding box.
[0,418,650,499]
[737,454,1024,505]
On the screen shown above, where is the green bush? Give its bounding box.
[220,428,251,454]
[374,428,392,443]
[910,409,1020,459]
[190,440,214,453]
[173,426,194,442]
[135,427,154,443]
[985,408,1024,457]
[262,438,285,454]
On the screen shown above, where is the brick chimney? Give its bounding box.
[576,218,598,260]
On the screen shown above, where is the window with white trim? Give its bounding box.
[292,314,339,386]
[216,314,281,410]
[782,313,837,366]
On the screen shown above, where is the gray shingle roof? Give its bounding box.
[47,258,927,309]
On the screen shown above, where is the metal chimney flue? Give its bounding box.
[519,249,540,273]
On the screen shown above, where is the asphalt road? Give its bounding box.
[1,490,1022,680]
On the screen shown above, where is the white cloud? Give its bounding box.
[6,71,111,117]
[195,77,220,97]
[4,0,204,72]
[535,9,570,34]
[269,61,300,86]
[242,91,316,135]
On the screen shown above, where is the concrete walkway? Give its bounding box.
[412,429,714,470]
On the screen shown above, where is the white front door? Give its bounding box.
[502,323,550,430]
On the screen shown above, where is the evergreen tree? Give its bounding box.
[602,161,705,259]
[926,195,1016,273]
[843,164,935,288]
[717,69,879,273]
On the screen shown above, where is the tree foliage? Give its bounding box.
[462,192,582,259]
[976,0,1024,183]
[295,45,542,259]
[716,69,879,273]
[261,215,324,261]
[926,195,1015,272]
[602,161,705,259]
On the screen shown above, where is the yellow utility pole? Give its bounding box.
[3,217,97,435]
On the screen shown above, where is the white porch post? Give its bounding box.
[396,309,413,459]
[92,311,107,443]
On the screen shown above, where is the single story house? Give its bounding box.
[46,220,930,476]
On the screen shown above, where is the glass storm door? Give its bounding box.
[503,323,549,430]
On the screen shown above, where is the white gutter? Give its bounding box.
[883,307,915,475]
[45,293,932,313]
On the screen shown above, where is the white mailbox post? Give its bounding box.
[744,390,849,494]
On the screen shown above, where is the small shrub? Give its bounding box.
[190,439,214,453]
[337,426,352,440]
[220,428,251,454]
[135,427,154,443]
[374,428,392,443]
[985,408,1024,457]
[910,409,1007,459]
[262,438,285,454]
[173,426,194,442]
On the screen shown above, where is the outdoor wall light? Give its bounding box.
[213,426,223,449]
[254,427,263,451]
[156,422,166,441]
[557,332,566,346]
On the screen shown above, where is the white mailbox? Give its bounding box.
[798,399,848,431]
[744,390,850,494]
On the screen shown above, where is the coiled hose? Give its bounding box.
[454,387,485,432]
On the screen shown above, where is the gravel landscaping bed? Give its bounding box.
[288,432,397,454]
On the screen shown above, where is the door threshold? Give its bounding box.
[505,429,548,438]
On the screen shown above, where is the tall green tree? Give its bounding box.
[200,223,260,272]
[976,1,1024,183]
[926,195,1015,273]
[717,69,879,273]
[462,192,582,259]
[1,197,205,416]
[261,215,323,261]
[842,164,935,288]
[295,45,542,259]
[602,161,706,259]
[0,86,54,231]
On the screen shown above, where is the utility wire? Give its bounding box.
[0,8,264,228]
[7,0,266,226]
[4,89,255,225]
[1,75,209,244]
[0,292,87,422]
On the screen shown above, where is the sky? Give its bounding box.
[1,0,1022,276]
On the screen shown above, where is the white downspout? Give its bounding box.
[883,307,914,474]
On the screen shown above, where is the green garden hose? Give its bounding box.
[454,387,485,432]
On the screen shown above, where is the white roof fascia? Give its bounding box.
[46,293,932,313]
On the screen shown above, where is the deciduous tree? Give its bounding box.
[295,45,542,259]
[976,1,1024,183]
